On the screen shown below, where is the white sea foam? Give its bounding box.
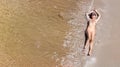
[60,0,91,67]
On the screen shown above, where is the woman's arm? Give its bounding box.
[86,10,94,20]
[94,10,101,22]
[86,13,90,20]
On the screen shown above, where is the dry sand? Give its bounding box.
[84,0,120,67]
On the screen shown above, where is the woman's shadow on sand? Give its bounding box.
[83,21,89,49]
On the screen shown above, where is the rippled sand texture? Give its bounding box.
[0,0,78,67]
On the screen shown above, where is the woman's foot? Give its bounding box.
[87,52,92,56]
[83,45,87,50]
[87,53,91,56]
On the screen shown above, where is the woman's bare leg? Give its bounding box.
[87,40,93,56]
[83,31,91,49]
[83,38,89,49]
[87,32,95,56]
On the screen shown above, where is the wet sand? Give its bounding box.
[84,0,120,67]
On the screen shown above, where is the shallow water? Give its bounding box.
[0,0,78,67]
[60,0,93,67]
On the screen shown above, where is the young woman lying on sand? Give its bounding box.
[83,9,101,56]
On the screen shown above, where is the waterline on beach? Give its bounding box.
[58,0,92,67]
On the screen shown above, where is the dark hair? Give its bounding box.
[89,12,97,19]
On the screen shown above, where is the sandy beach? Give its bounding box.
[84,0,120,67]
[0,0,120,67]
